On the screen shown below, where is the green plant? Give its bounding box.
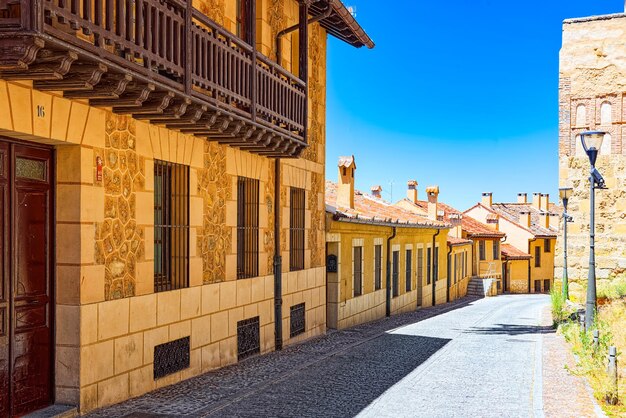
[550,288,567,326]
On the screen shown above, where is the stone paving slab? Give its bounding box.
[541,308,607,418]
[87,297,480,418]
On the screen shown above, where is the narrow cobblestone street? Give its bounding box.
[87,295,600,418]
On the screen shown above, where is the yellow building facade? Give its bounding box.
[325,159,451,330]
[0,0,373,415]
[465,192,558,293]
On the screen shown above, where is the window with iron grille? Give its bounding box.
[374,245,382,290]
[417,248,423,288]
[426,247,432,285]
[405,249,412,292]
[433,247,439,282]
[353,246,362,297]
[544,238,550,253]
[392,250,399,297]
[237,177,259,280]
[237,316,260,360]
[479,241,486,261]
[290,303,305,337]
[493,240,500,260]
[154,160,189,293]
[535,246,541,267]
[290,187,305,271]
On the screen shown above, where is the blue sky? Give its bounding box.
[324,0,623,210]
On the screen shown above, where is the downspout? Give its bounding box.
[385,226,397,317]
[528,238,537,293]
[447,243,452,303]
[273,1,312,351]
[432,229,441,307]
[275,5,332,65]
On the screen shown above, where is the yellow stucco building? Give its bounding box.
[465,192,558,293]
[325,157,451,329]
[0,0,373,415]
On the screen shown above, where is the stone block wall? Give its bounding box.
[558,14,626,284]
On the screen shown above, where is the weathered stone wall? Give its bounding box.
[558,14,626,287]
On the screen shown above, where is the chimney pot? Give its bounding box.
[407,180,418,204]
[426,185,439,220]
[371,185,382,199]
[519,210,531,228]
[532,192,541,210]
[517,193,527,204]
[337,156,356,209]
[481,192,493,207]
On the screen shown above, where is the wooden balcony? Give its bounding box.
[0,0,307,157]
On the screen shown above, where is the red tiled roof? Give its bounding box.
[461,216,505,238]
[325,181,449,229]
[398,198,461,222]
[489,203,557,238]
[501,244,531,260]
[447,237,472,246]
[337,155,355,168]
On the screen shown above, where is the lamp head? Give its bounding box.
[559,187,573,202]
[581,131,606,166]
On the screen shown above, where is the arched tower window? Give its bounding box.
[576,104,586,127]
[601,102,612,125]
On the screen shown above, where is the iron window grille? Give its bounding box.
[405,249,412,292]
[374,245,382,290]
[544,238,550,253]
[154,160,189,293]
[426,248,432,285]
[493,241,500,260]
[535,246,541,267]
[153,337,190,379]
[417,248,424,288]
[237,176,259,280]
[353,246,362,297]
[392,250,399,297]
[479,241,486,261]
[237,316,260,360]
[289,187,305,271]
[290,303,305,337]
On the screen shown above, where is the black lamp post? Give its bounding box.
[581,131,607,330]
[559,187,573,300]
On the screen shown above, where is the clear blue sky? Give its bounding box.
[325,0,623,210]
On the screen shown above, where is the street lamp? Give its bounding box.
[559,187,573,300]
[581,131,607,330]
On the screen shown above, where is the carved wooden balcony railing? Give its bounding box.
[0,0,307,157]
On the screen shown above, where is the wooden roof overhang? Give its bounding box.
[0,0,313,158]
[310,0,374,49]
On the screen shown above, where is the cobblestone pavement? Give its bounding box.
[88,295,570,418]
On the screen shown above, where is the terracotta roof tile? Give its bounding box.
[325,181,449,229]
[489,203,557,237]
[461,216,505,238]
[447,237,473,246]
[501,243,532,260]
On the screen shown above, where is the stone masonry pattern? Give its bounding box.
[95,114,146,300]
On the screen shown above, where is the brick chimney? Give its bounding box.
[371,185,382,199]
[519,210,531,228]
[540,193,550,212]
[407,180,418,204]
[481,192,492,207]
[539,212,549,229]
[337,156,356,209]
[517,193,527,204]
[426,185,439,220]
[532,193,541,210]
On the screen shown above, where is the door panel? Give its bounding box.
[0,141,9,418]
[0,142,53,417]
[12,145,52,416]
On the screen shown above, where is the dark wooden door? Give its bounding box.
[0,141,53,416]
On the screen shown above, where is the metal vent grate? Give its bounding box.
[237,316,260,360]
[290,303,305,338]
[153,337,190,379]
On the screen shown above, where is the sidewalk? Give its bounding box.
[541,308,606,418]
[86,297,480,417]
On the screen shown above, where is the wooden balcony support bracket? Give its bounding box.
[64,73,133,99]
[133,97,192,121]
[0,50,77,80]
[90,83,155,108]
[34,62,107,91]
[118,91,176,115]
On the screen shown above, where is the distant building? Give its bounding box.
[465,193,558,293]
[325,157,452,330]
[559,10,626,285]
